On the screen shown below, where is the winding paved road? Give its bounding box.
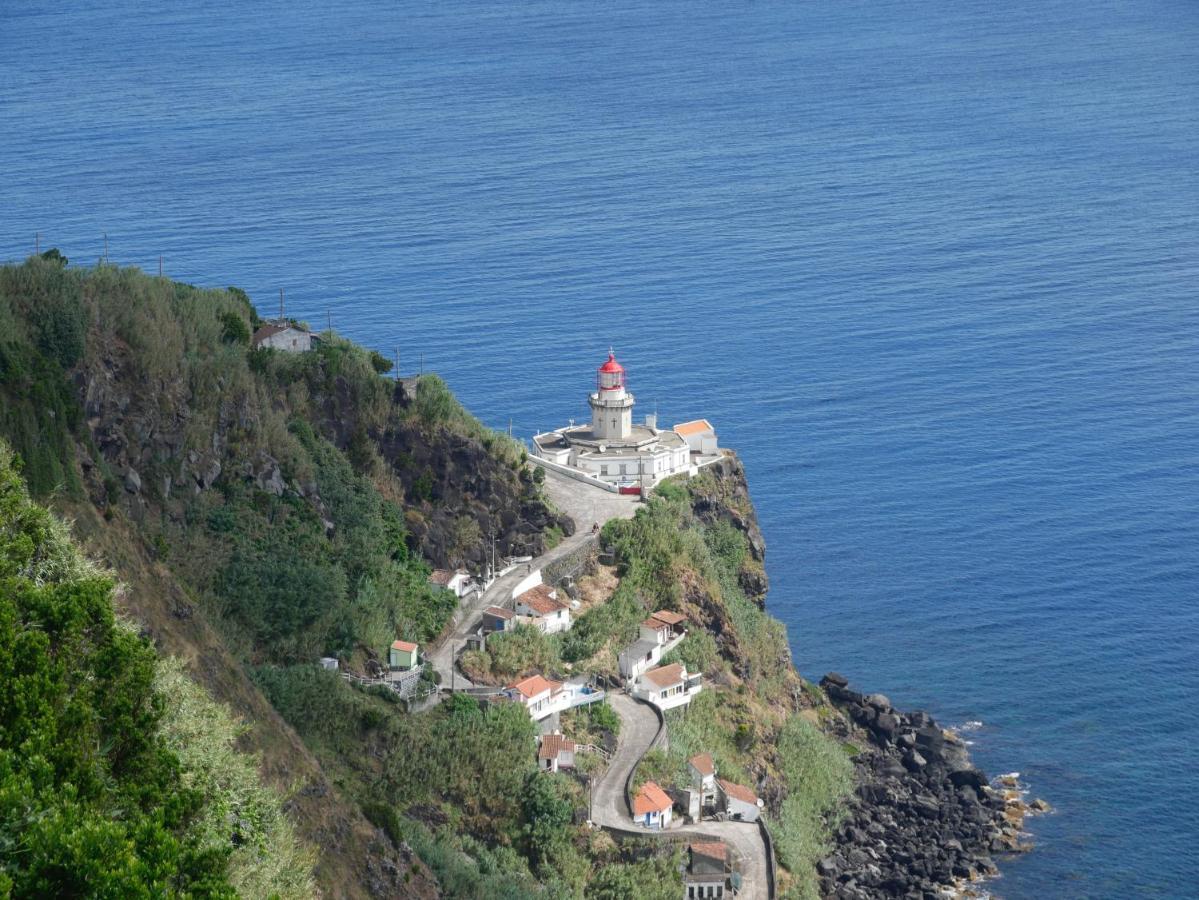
[591,693,771,900]
[427,469,639,689]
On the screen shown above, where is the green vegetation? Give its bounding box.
[609,472,854,898]
[462,623,562,684]
[253,667,677,897]
[770,717,855,900]
[0,442,313,897]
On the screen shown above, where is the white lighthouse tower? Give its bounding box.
[589,350,634,441]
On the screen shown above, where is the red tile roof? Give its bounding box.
[690,841,728,864]
[673,419,714,437]
[391,640,417,652]
[689,753,715,777]
[538,734,576,760]
[517,584,568,615]
[508,674,561,700]
[641,616,669,631]
[718,778,759,806]
[484,605,515,620]
[632,781,673,815]
[642,663,686,688]
[649,609,687,626]
[429,569,455,586]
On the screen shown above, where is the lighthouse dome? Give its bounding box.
[598,351,624,375]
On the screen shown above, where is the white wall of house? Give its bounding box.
[511,569,543,600]
[636,806,672,830]
[723,794,761,823]
[259,327,313,352]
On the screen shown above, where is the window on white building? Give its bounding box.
[600,465,608,475]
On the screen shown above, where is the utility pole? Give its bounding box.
[278,288,284,320]
[508,417,513,438]
[394,347,400,379]
[35,233,39,255]
[103,232,108,263]
[326,309,332,333]
[158,255,163,277]
[420,352,424,376]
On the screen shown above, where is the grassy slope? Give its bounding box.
[603,470,856,900]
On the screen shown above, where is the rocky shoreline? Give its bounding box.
[815,674,1046,899]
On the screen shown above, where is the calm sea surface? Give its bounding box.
[3,1,1197,895]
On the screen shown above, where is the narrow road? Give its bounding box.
[427,469,639,689]
[591,693,771,900]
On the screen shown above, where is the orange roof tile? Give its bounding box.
[484,605,515,620]
[673,419,714,437]
[641,616,669,631]
[538,734,576,760]
[650,610,687,626]
[517,584,568,615]
[718,778,759,806]
[642,663,686,688]
[632,781,673,815]
[689,753,715,777]
[429,569,455,586]
[690,841,728,864]
[391,640,417,652]
[508,674,561,700]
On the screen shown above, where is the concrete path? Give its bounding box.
[591,693,771,900]
[427,468,640,690]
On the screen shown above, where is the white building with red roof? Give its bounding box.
[537,733,576,773]
[632,780,674,829]
[428,568,472,598]
[716,778,763,823]
[251,321,317,352]
[504,674,606,722]
[618,609,688,682]
[531,351,718,493]
[633,662,703,711]
[514,583,573,634]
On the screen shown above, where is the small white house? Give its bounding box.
[251,322,317,353]
[717,778,763,823]
[633,781,674,830]
[482,605,515,632]
[538,733,576,773]
[506,674,563,719]
[689,753,717,804]
[634,663,702,711]
[429,568,472,598]
[619,610,688,681]
[673,419,718,456]
[388,640,419,671]
[515,584,572,635]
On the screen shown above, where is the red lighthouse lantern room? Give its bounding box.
[597,349,626,392]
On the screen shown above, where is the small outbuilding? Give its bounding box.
[633,780,674,830]
[251,322,317,353]
[684,841,730,899]
[429,568,472,598]
[389,640,419,671]
[673,419,718,456]
[717,778,763,823]
[538,733,576,773]
[482,605,516,632]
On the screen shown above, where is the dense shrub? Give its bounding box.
[0,441,311,897]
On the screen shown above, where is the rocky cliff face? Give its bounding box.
[677,460,1033,899]
[817,674,1036,899]
[72,337,566,570]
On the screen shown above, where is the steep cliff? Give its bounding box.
[0,255,565,898]
[623,460,1032,899]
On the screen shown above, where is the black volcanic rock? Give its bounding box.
[817,675,1027,898]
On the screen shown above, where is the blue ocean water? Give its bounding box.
[2,1,1197,895]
